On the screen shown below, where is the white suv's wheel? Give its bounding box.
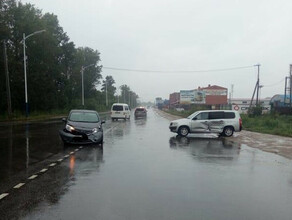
[223,126,234,137]
[178,126,189,137]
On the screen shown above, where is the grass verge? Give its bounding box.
[241,114,292,137]
[0,109,110,123]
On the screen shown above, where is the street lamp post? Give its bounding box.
[81,64,95,108]
[22,29,45,117]
[117,86,120,103]
[105,80,108,106]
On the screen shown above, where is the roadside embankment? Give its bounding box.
[0,112,110,125]
[155,109,292,160]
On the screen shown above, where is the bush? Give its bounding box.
[248,106,262,116]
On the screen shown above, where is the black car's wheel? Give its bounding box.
[178,126,190,137]
[223,126,234,137]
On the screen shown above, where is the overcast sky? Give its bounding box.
[22,0,292,102]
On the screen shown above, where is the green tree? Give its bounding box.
[70,47,102,108]
[119,84,139,108]
[0,1,104,115]
[101,75,116,107]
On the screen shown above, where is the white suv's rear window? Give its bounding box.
[112,105,123,111]
[224,112,235,119]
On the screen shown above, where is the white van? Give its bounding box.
[169,110,242,137]
[111,103,131,121]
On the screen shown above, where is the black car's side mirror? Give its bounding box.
[62,118,67,123]
[101,120,106,124]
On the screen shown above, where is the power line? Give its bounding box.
[102,65,255,73]
[262,78,285,87]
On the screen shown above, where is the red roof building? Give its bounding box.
[199,85,228,105]
[169,92,180,106]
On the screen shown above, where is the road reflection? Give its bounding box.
[0,121,64,182]
[108,120,131,138]
[134,117,147,127]
[169,136,241,161]
[0,146,104,220]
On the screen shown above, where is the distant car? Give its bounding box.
[169,110,242,137]
[111,103,131,121]
[59,109,105,145]
[134,107,147,119]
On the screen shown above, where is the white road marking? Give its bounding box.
[28,175,38,180]
[75,149,79,152]
[104,122,120,134]
[49,163,56,167]
[57,159,63,162]
[0,193,9,200]
[79,146,83,149]
[13,183,25,189]
[64,155,69,158]
[40,168,48,173]
[70,151,74,155]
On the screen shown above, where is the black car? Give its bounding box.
[59,109,105,145]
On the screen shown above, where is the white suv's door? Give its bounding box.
[190,112,209,133]
[208,111,225,133]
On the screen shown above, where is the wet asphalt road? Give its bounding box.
[1,109,292,220]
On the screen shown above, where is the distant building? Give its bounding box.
[155,97,163,105]
[169,84,228,109]
[198,85,228,106]
[270,94,291,107]
[169,92,180,107]
[230,98,271,114]
[155,97,164,109]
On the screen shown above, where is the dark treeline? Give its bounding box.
[0,0,138,117]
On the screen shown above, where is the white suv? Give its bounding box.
[169,110,242,137]
[111,103,131,121]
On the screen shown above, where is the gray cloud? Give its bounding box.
[23,0,292,101]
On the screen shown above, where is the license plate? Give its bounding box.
[115,112,120,114]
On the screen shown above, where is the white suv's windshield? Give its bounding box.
[187,112,198,119]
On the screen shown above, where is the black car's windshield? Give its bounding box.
[69,112,99,123]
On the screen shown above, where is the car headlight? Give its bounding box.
[92,128,98,133]
[170,122,178,126]
[66,124,75,132]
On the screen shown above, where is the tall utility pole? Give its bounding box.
[255,64,260,106]
[105,80,108,106]
[3,41,12,117]
[284,65,292,107]
[229,84,234,104]
[249,64,260,110]
[284,76,289,106]
[289,64,292,108]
